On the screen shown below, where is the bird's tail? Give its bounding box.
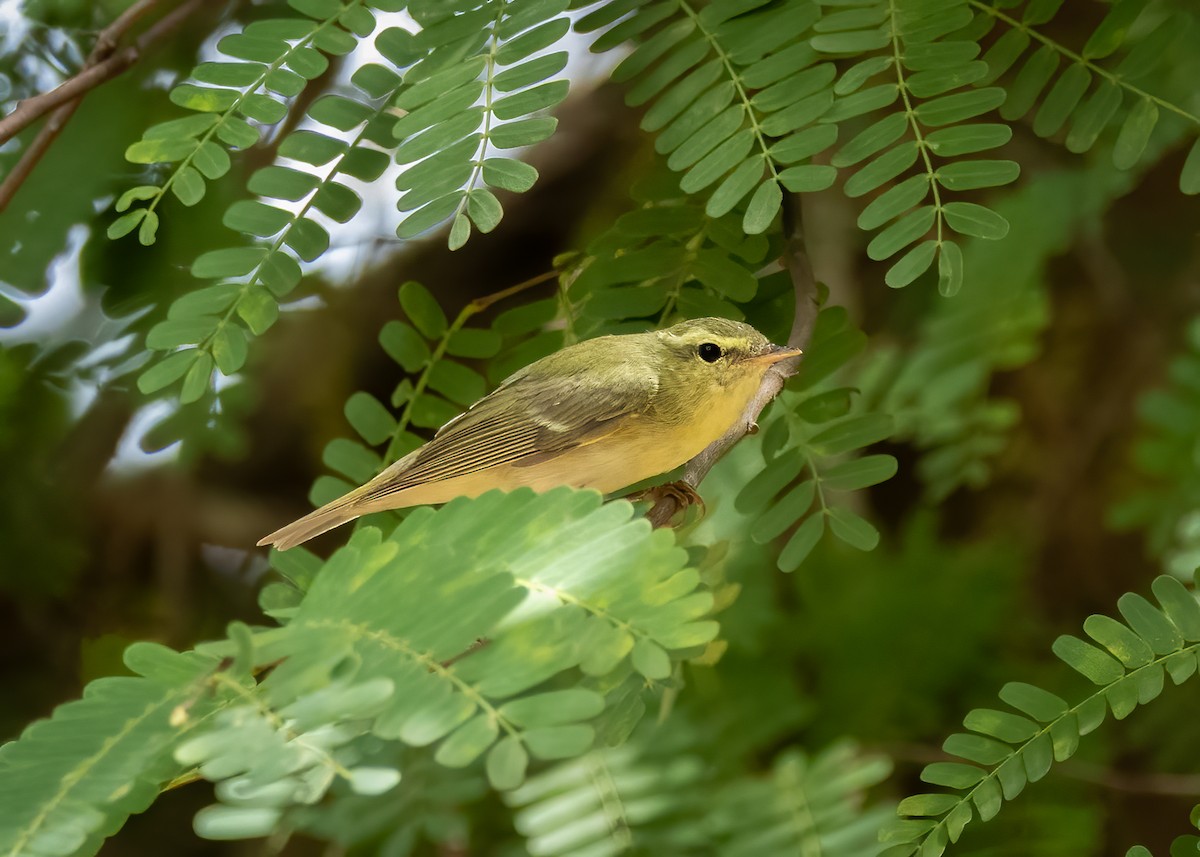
[258,486,373,551]
[259,452,419,550]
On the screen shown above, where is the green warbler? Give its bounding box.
[259,317,800,550]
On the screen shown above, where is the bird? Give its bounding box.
[258,317,801,550]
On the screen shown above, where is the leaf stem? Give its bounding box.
[969,0,1200,128]
[904,641,1200,851]
[887,0,943,246]
[677,0,782,186]
[146,2,360,219]
[448,0,508,241]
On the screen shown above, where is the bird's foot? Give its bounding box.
[631,481,706,528]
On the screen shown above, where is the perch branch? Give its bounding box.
[645,192,819,527]
[0,0,206,212]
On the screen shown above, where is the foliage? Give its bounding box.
[4,0,1200,855]
[883,570,1200,856]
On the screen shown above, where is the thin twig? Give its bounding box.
[0,0,206,211]
[645,192,819,527]
[0,0,160,142]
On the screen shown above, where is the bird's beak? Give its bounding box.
[749,345,803,365]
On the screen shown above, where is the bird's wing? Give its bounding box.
[358,362,659,502]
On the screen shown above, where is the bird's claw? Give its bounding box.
[630,481,706,528]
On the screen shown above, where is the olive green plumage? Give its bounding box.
[260,318,799,550]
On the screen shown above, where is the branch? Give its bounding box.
[646,192,819,527]
[0,0,206,211]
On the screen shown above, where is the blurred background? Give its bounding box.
[2,1,1199,854]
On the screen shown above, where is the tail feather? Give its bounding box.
[257,496,365,551]
[259,450,424,550]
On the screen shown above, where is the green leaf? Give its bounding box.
[1113,98,1158,170]
[631,638,671,680]
[180,352,213,404]
[1083,0,1148,59]
[943,202,1009,240]
[1066,81,1122,153]
[936,160,1020,190]
[844,142,918,197]
[212,326,249,375]
[194,142,231,180]
[1118,593,1183,654]
[125,137,194,165]
[917,87,1006,127]
[107,209,147,240]
[811,414,893,456]
[224,201,291,237]
[887,240,939,288]
[1033,64,1090,137]
[858,174,929,231]
[898,794,962,817]
[833,55,893,96]
[823,455,898,491]
[489,115,559,148]
[1152,576,1200,640]
[925,123,1012,157]
[752,480,816,544]
[446,328,501,359]
[194,806,283,840]
[498,690,604,728]
[743,180,782,234]
[770,124,838,164]
[944,732,1011,766]
[192,248,267,279]
[486,736,529,790]
[168,282,240,319]
[810,27,889,54]
[482,158,539,193]
[832,112,907,168]
[467,190,504,233]
[399,281,447,339]
[964,708,1038,742]
[380,320,431,371]
[906,61,988,99]
[868,206,935,261]
[1083,615,1153,668]
[279,130,347,166]
[921,762,985,789]
[1052,634,1126,684]
[827,507,880,550]
[138,350,201,394]
[523,725,594,760]
[1001,47,1058,121]
[980,28,1029,84]
[938,239,963,297]
[137,210,160,246]
[146,317,220,350]
[999,682,1068,722]
[706,158,764,217]
[344,392,397,446]
[237,288,278,335]
[779,513,825,572]
[249,166,320,201]
[690,249,757,301]
[115,185,159,212]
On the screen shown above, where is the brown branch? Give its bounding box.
[645,192,819,527]
[0,0,207,211]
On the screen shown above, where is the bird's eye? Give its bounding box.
[698,342,723,363]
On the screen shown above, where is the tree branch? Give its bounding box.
[645,192,819,527]
[0,0,207,212]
